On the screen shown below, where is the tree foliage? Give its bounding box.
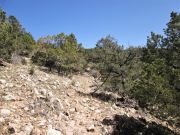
[85,35,141,93]
[0,8,35,61]
[85,13,180,125]
[32,33,86,75]
[132,12,180,123]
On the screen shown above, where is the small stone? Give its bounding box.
[82,99,88,103]
[0,79,6,84]
[95,109,101,113]
[6,83,14,88]
[74,81,80,87]
[66,128,74,135]
[85,67,91,72]
[47,125,62,135]
[2,94,16,101]
[39,88,47,96]
[69,108,76,113]
[47,91,53,99]
[0,117,5,125]
[52,85,57,89]
[24,107,29,111]
[39,119,46,126]
[23,123,33,135]
[30,110,35,115]
[1,85,6,89]
[129,108,136,114]
[87,125,95,132]
[89,107,95,111]
[1,109,11,118]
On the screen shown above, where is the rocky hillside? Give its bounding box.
[0,59,179,135]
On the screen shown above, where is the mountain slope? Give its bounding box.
[0,59,179,135]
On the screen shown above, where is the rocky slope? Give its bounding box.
[0,59,179,135]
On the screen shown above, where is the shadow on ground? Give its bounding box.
[76,90,137,108]
[102,115,177,135]
[76,90,178,135]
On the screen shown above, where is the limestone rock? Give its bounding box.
[19,123,33,135]
[6,83,14,88]
[87,125,95,132]
[0,117,5,126]
[2,94,16,101]
[0,109,11,118]
[0,79,6,84]
[47,125,62,135]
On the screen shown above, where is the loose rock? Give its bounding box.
[87,125,95,132]
[0,79,6,84]
[2,94,16,101]
[0,109,11,118]
[47,125,62,135]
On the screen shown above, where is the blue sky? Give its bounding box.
[0,0,180,48]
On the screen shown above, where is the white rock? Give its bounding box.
[23,123,33,135]
[0,109,11,118]
[1,85,6,89]
[39,119,46,126]
[30,110,35,115]
[33,88,39,95]
[85,67,91,72]
[2,94,16,101]
[66,128,74,135]
[6,83,14,88]
[0,117,5,125]
[89,107,95,111]
[47,91,53,100]
[87,125,95,132]
[95,109,101,113]
[0,79,6,84]
[47,125,62,135]
[39,88,47,96]
[74,81,80,87]
[69,108,76,113]
[52,85,57,89]
[24,107,29,111]
[129,108,136,114]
